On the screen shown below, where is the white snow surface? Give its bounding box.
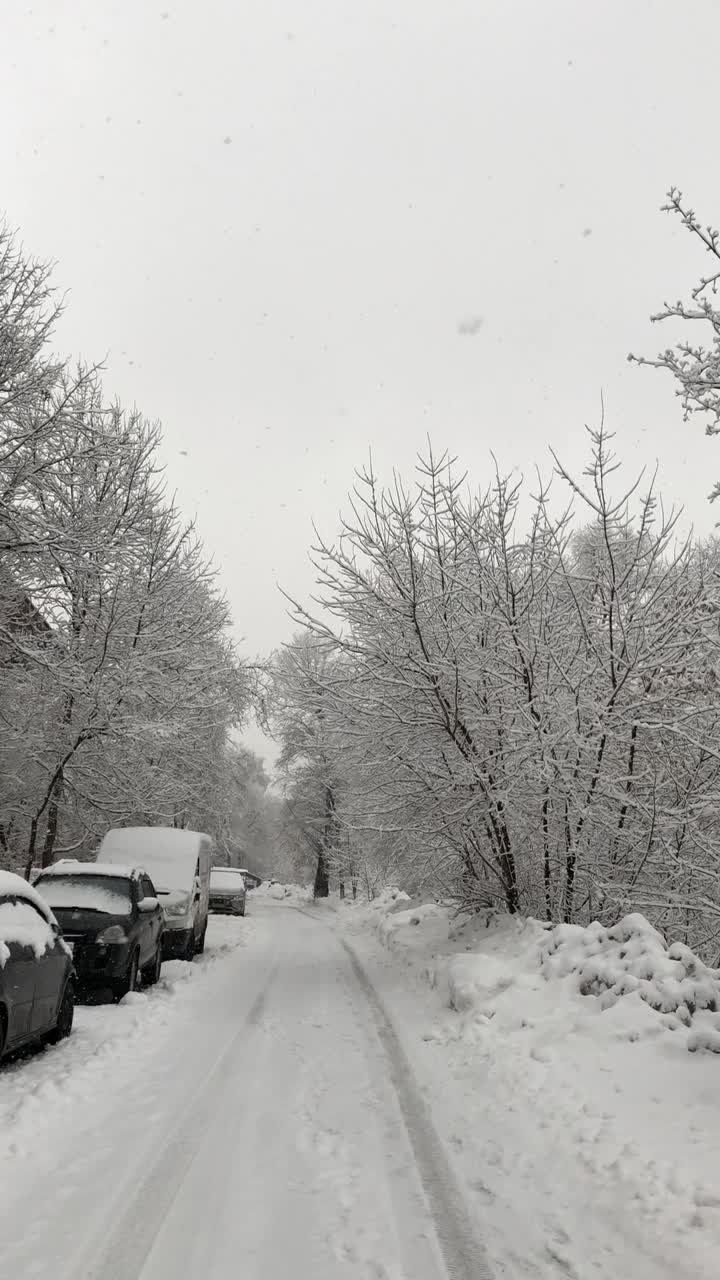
[0,902,465,1279]
[253,879,313,901]
[0,901,55,967]
[3,889,720,1279]
[0,870,59,967]
[339,893,720,1279]
[36,859,137,878]
[0,868,56,917]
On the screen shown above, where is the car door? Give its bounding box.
[30,911,70,1034]
[139,875,162,961]
[0,894,41,1045]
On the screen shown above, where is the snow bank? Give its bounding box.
[0,915,252,1169]
[371,905,720,1052]
[542,913,720,1036]
[347,901,720,1277]
[253,881,313,902]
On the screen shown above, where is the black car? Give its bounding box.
[0,871,75,1060]
[34,861,165,1001]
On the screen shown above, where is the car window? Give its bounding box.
[35,874,132,916]
[210,869,245,890]
[0,895,54,958]
[140,876,155,900]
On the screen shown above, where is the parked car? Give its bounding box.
[237,868,261,891]
[98,827,212,960]
[34,861,164,1000]
[209,867,247,916]
[0,870,75,1060]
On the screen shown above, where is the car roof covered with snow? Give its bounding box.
[99,827,211,876]
[98,824,211,885]
[36,860,138,879]
[0,869,56,923]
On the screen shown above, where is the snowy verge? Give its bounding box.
[339,894,720,1279]
[0,915,255,1168]
[253,881,313,902]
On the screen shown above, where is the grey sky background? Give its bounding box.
[2,1,720,767]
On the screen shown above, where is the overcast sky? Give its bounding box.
[2,1,720,765]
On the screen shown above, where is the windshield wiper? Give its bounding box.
[53,905,105,913]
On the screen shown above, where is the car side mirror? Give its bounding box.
[138,896,159,913]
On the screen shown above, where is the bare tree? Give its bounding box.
[630,188,720,498]
[277,438,720,955]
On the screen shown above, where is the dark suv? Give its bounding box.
[34,862,165,1000]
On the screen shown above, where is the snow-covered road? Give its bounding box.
[0,901,487,1280]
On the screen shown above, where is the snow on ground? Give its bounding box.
[4,884,720,1279]
[338,893,720,1279]
[253,879,313,902]
[0,915,254,1171]
[1,898,480,1280]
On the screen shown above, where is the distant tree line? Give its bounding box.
[0,221,251,873]
[265,190,720,958]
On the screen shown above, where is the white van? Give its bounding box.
[98,827,213,960]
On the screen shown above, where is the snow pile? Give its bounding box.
[349,903,720,1278]
[253,881,313,902]
[376,900,444,947]
[541,913,720,1050]
[0,901,55,966]
[339,886,411,926]
[0,869,59,967]
[371,886,412,910]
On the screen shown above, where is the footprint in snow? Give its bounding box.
[468,1176,496,1202]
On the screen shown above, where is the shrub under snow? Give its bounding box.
[541,912,720,1046]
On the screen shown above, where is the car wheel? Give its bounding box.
[142,942,162,986]
[47,980,74,1044]
[114,950,139,1001]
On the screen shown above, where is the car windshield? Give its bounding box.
[35,874,132,916]
[210,870,244,890]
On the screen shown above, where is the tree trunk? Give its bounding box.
[313,846,329,898]
[563,798,576,923]
[25,816,39,880]
[542,789,551,920]
[339,881,345,899]
[41,770,64,867]
[314,782,335,899]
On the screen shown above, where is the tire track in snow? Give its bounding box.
[339,936,494,1280]
[73,962,277,1280]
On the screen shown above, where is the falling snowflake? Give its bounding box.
[457,315,484,337]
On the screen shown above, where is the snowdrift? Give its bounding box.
[342,897,720,1277]
[541,913,720,1052]
[253,881,313,902]
[359,896,720,1054]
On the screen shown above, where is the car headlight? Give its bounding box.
[96,924,127,944]
[164,900,190,919]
